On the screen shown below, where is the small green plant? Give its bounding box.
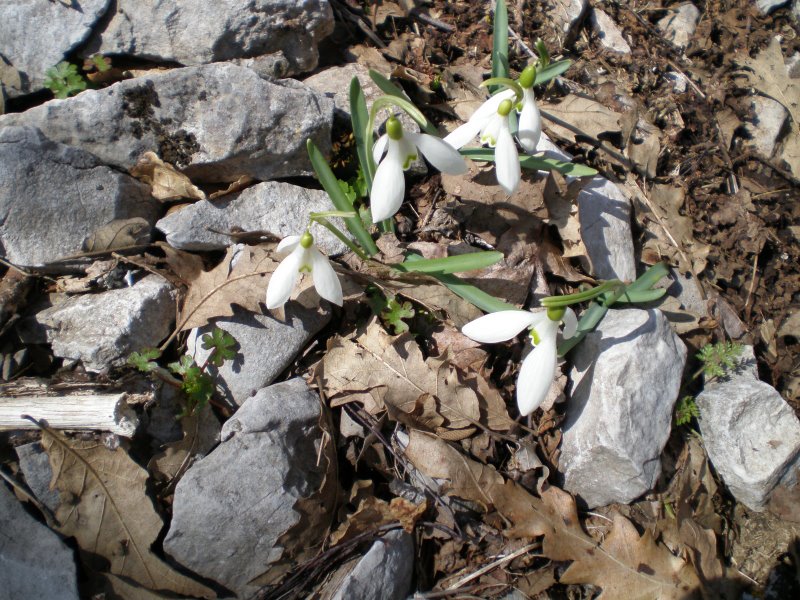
[674,396,700,426]
[674,340,744,427]
[696,341,744,379]
[367,290,416,335]
[43,61,87,99]
[129,327,239,416]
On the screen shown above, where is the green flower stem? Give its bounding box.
[480,77,523,102]
[540,280,623,308]
[309,210,358,220]
[314,217,369,261]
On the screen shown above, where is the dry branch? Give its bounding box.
[0,393,139,437]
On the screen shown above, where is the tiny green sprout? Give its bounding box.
[90,54,111,72]
[381,296,416,335]
[44,61,87,99]
[534,40,550,68]
[128,348,161,373]
[697,341,744,379]
[675,395,700,426]
[201,327,238,368]
[169,355,214,416]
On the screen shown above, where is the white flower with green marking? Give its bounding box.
[462,306,577,416]
[266,231,342,309]
[371,116,467,223]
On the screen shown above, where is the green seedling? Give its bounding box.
[44,61,87,99]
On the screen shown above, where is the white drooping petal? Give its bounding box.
[309,247,343,306]
[276,235,301,253]
[494,118,521,195]
[266,245,305,309]
[371,139,406,222]
[372,134,389,164]
[462,310,541,344]
[407,131,467,175]
[517,88,542,154]
[443,89,514,149]
[444,119,485,150]
[516,333,558,416]
[561,307,578,340]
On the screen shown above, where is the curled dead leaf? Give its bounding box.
[130,151,206,201]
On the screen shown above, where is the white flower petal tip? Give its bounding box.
[561,308,578,340]
[495,123,521,195]
[516,337,558,416]
[461,310,540,344]
[266,245,304,309]
[310,248,343,306]
[407,132,467,175]
[517,88,542,154]
[371,144,405,223]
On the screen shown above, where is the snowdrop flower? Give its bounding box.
[371,116,467,223]
[266,231,342,309]
[462,307,577,416]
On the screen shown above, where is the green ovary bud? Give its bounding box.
[546,306,566,322]
[300,231,314,249]
[386,116,403,140]
[519,65,537,89]
[497,99,513,117]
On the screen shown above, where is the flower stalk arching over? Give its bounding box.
[266,231,343,309]
[371,115,467,223]
[461,306,577,416]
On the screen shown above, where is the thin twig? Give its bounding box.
[508,26,536,59]
[743,253,759,323]
[446,542,540,590]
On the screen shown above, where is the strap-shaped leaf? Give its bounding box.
[349,77,374,189]
[307,140,379,257]
[491,0,509,90]
[534,59,571,86]
[461,148,597,177]
[396,251,504,274]
[368,69,439,136]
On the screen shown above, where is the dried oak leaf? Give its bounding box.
[404,431,702,599]
[178,244,277,330]
[41,428,214,598]
[130,151,206,201]
[84,218,151,252]
[147,407,220,483]
[322,318,511,437]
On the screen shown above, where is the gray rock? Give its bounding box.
[328,530,414,600]
[697,349,800,510]
[164,378,333,596]
[28,275,176,373]
[0,0,111,97]
[145,385,221,449]
[83,0,334,77]
[665,71,689,93]
[15,442,60,514]
[657,3,701,50]
[745,96,788,159]
[562,309,687,508]
[0,64,334,183]
[551,0,589,38]
[577,176,637,282]
[156,181,349,255]
[0,126,157,267]
[0,484,79,600]
[187,306,330,407]
[756,0,790,14]
[591,9,631,55]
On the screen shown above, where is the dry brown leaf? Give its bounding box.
[147,408,220,483]
[208,175,254,200]
[322,319,510,436]
[41,428,214,598]
[542,94,622,146]
[543,171,586,259]
[404,431,703,599]
[130,151,206,201]
[83,218,151,252]
[179,244,277,330]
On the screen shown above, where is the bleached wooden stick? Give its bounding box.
[0,393,139,437]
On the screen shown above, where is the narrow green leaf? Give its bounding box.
[533,59,571,86]
[625,262,670,294]
[349,77,374,189]
[402,255,516,313]
[306,139,379,257]
[614,288,668,304]
[396,251,504,275]
[491,0,509,90]
[461,148,597,177]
